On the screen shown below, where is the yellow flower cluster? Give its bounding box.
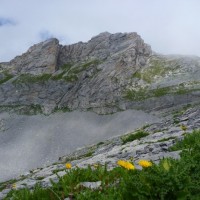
[138,160,152,168]
[65,163,72,169]
[117,160,135,170]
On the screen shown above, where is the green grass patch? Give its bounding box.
[157,136,176,142]
[53,106,70,113]
[121,130,149,144]
[132,59,171,83]
[0,72,13,84]
[5,132,200,200]
[60,63,73,70]
[97,142,104,146]
[50,71,65,80]
[124,88,149,101]
[0,104,42,115]
[13,74,51,84]
[169,130,200,151]
[0,179,17,192]
[35,176,45,181]
[152,86,170,97]
[65,150,95,163]
[124,85,200,101]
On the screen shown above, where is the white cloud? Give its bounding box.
[0,0,200,61]
[0,17,16,26]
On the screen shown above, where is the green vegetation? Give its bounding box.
[0,72,13,84]
[97,141,104,146]
[5,130,200,199]
[65,150,95,163]
[124,85,200,101]
[0,179,17,192]
[172,104,193,124]
[176,86,188,95]
[132,59,172,83]
[53,106,70,113]
[121,130,149,144]
[0,104,42,115]
[60,63,73,70]
[125,88,149,101]
[157,136,176,143]
[124,86,170,101]
[51,71,66,80]
[63,74,78,82]
[11,59,101,84]
[170,129,200,152]
[35,176,45,181]
[13,74,52,84]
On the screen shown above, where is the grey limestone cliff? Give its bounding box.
[0,32,199,114]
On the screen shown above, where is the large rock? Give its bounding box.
[0,32,152,113]
[58,32,151,65]
[1,38,59,75]
[0,32,199,114]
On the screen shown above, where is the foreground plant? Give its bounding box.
[117,160,135,170]
[4,130,200,200]
[138,160,152,168]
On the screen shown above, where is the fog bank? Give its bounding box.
[0,110,160,181]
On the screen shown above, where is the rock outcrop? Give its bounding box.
[1,105,199,199]
[0,38,59,75]
[0,32,199,114]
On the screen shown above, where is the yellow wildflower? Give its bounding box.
[65,163,72,169]
[117,160,126,167]
[117,160,135,170]
[138,160,152,168]
[12,183,16,189]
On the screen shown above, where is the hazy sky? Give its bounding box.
[0,0,200,61]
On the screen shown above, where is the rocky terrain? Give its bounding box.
[0,32,200,199]
[0,32,199,114]
[0,109,159,182]
[0,104,199,199]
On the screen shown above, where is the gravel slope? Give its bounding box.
[0,110,160,181]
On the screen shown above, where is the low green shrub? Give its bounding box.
[121,130,149,144]
[170,129,200,151]
[0,72,13,84]
[5,130,200,200]
[14,74,51,83]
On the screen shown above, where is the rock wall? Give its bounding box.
[0,32,152,114]
[0,38,59,75]
[0,32,199,114]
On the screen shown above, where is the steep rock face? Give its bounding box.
[58,32,151,66]
[0,32,199,114]
[0,38,59,75]
[0,105,200,199]
[0,32,152,114]
[57,32,151,113]
[125,54,200,112]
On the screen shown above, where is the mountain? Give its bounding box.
[0,32,200,199]
[1,32,199,115]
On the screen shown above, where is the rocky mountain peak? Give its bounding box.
[58,31,152,66]
[0,31,199,115]
[1,38,60,75]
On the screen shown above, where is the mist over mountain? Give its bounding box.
[0,32,199,115]
[0,32,200,199]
